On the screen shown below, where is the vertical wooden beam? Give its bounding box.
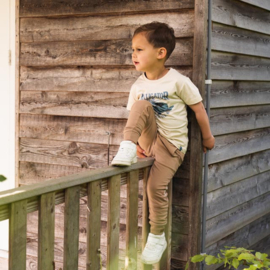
[188,0,208,268]
[38,192,55,270]
[142,167,152,270]
[126,170,139,270]
[15,0,20,187]
[87,180,102,270]
[64,186,80,270]
[107,175,121,270]
[9,200,27,270]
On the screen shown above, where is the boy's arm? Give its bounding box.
[188,101,215,153]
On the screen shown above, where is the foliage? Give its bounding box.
[185,246,270,270]
[0,175,7,182]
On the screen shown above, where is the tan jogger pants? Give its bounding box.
[124,100,185,234]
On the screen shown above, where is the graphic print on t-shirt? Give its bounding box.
[140,91,174,118]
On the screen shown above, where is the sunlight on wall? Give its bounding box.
[0,0,16,252]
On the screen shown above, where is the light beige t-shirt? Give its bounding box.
[127,68,202,154]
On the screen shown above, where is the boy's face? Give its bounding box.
[132,33,163,73]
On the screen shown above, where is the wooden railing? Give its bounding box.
[0,158,172,270]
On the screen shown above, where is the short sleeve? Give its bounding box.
[177,77,203,105]
[126,84,138,111]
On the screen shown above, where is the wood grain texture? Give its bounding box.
[187,0,207,268]
[20,66,192,92]
[9,200,27,270]
[19,137,119,169]
[87,180,102,270]
[210,105,270,136]
[26,231,141,270]
[20,91,129,118]
[210,81,270,108]
[20,12,194,43]
[213,0,270,35]
[211,51,270,81]
[20,38,193,67]
[142,167,151,270]
[38,192,55,270]
[212,22,270,58]
[209,128,270,164]
[20,114,126,146]
[207,149,270,192]
[239,0,270,10]
[107,175,121,270]
[20,0,194,17]
[206,191,270,247]
[206,170,270,219]
[126,170,139,270]
[64,186,80,270]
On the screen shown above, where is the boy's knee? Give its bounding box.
[131,100,152,110]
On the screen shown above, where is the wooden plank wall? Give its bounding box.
[17,0,205,269]
[203,0,270,268]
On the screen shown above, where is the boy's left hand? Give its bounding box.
[202,135,215,153]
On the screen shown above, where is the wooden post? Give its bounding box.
[87,180,102,270]
[126,170,139,270]
[9,200,27,270]
[38,192,55,270]
[107,175,121,270]
[188,0,208,267]
[64,186,80,270]
[142,167,152,270]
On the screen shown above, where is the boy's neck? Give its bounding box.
[145,66,169,80]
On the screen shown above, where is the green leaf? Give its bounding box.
[255,252,263,260]
[238,253,254,262]
[185,261,189,270]
[232,258,239,269]
[205,255,218,265]
[0,175,7,182]
[191,255,205,263]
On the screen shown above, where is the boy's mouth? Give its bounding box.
[134,61,139,65]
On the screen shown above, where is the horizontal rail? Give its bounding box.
[0,169,146,222]
[0,158,154,207]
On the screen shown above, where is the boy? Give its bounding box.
[111,22,215,264]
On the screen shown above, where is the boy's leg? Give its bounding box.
[124,100,157,156]
[112,100,157,166]
[141,134,184,264]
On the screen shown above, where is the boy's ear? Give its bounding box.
[157,47,167,60]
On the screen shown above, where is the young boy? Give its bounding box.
[111,22,215,264]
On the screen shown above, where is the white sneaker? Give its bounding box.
[141,232,167,264]
[111,141,137,166]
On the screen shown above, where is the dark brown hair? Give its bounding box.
[133,22,176,60]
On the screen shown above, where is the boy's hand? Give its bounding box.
[137,144,147,158]
[202,135,215,153]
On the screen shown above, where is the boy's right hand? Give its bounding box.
[137,144,147,158]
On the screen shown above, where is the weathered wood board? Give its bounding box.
[213,0,270,35]
[20,0,194,17]
[20,12,194,43]
[210,81,270,108]
[211,22,270,58]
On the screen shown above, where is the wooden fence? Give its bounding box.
[0,158,177,270]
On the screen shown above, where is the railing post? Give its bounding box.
[107,174,121,270]
[9,200,27,270]
[125,170,139,269]
[142,167,152,270]
[87,180,102,270]
[64,186,80,270]
[38,192,55,270]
